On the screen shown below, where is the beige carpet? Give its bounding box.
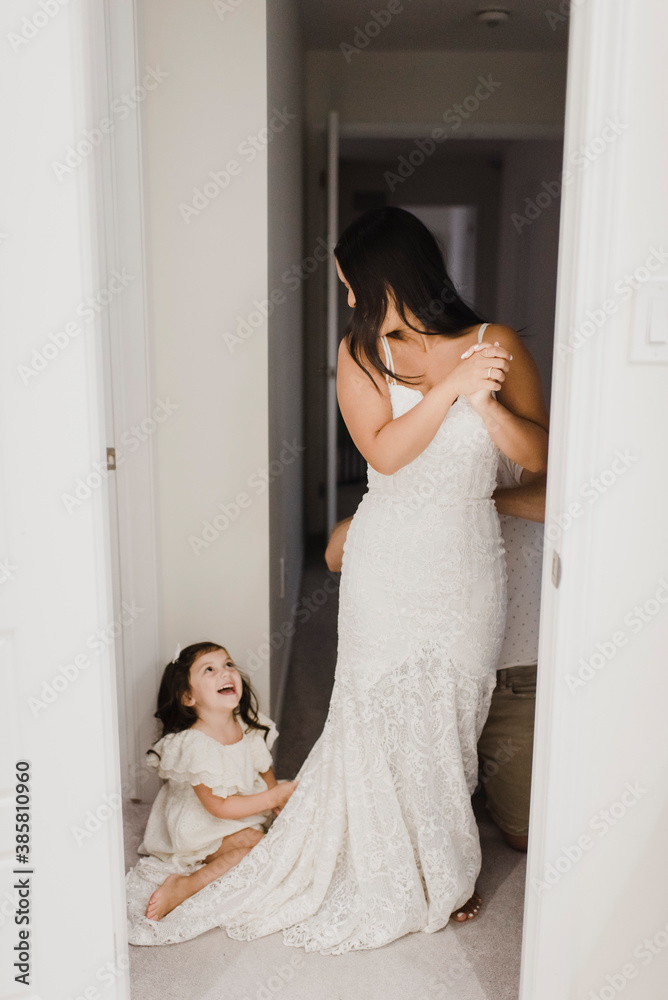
[125,538,526,999]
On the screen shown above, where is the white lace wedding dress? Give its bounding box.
[126,323,507,952]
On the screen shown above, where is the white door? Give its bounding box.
[520,2,668,997]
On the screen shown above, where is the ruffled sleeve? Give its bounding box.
[246,711,278,774]
[146,730,253,798]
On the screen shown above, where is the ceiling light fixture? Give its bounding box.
[476,8,511,27]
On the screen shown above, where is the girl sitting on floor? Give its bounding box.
[136,641,297,921]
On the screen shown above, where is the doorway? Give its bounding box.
[317,134,563,530]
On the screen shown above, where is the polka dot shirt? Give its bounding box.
[496,453,543,668]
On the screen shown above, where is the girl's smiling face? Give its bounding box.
[182,648,242,715]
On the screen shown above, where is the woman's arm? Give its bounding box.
[193,780,297,820]
[336,336,512,476]
[464,326,549,473]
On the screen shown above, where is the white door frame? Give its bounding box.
[96,0,161,801]
[91,2,668,993]
[520,2,668,997]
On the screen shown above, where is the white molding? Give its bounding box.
[99,0,161,802]
[519,2,630,997]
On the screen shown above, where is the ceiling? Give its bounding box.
[297,0,569,52]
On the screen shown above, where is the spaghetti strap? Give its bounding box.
[381,337,397,386]
[477,322,490,343]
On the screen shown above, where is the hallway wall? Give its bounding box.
[139,0,273,710]
[305,50,567,132]
[267,0,305,718]
[496,138,564,403]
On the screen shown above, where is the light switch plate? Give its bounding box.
[630,277,668,363]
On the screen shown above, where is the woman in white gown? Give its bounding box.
[126,207,549,951]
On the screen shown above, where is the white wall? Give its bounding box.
[139,0,273,711]
[522,2,668,997]
[266,0,305,720]
[0,2,128,994]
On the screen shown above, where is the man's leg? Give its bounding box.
[477,664,537,852]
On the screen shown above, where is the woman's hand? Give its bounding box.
[441,340,512,404]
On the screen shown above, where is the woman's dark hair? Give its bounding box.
[147,641,270,760]
[334,206,485,391]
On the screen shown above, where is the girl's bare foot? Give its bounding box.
[144,834,264,921]
[145,873,193,921]
[451,890,482,922]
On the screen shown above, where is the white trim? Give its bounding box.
[519,2,630,997]
[99,0,161,801]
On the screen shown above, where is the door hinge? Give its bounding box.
[107,447,117,471]
[551,550,561,588]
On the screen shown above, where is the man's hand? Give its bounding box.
[325,516,354,573]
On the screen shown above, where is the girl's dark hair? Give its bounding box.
[334,206,486,391]
[147,642,270,760]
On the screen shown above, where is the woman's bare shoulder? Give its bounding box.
[482,323,524,352]
[337,336,388,393]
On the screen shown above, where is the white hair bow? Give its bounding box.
[171,643,181,664]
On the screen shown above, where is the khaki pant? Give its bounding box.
[477,664,537,837]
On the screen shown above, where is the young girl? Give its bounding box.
[137,641,297,922]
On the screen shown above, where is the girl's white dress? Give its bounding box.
[138,714,278,868]
[126,322,507,953]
